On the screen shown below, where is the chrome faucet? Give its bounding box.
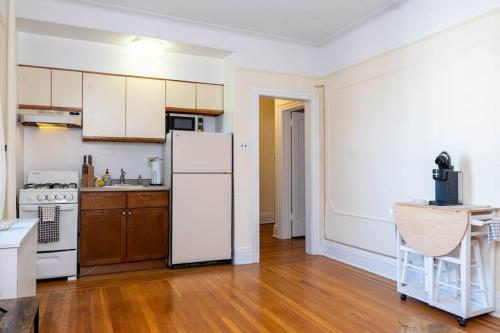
[120,169,126,184]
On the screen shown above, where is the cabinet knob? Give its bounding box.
[122,211,126,215]
[128,211,132,215]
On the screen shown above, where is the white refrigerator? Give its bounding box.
[164,131,233,267]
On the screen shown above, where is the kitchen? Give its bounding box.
[5,1,500,332]
[3,27,233,284]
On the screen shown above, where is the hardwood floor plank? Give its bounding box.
[36,224,500,332]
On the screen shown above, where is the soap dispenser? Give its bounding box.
[103,168,112,186]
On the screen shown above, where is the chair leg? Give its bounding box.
[472,240,488,307]
[401,251,409,284]
[434,260,442,302]
[450,263,460,298]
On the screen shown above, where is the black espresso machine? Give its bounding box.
[429,151,462,206]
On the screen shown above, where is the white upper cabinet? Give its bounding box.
[126,77,165,140]
[196,83,224,113]
[165,80,196,110]
[83,73,126,138]
[52,70,82,109]
[18,66,51,107]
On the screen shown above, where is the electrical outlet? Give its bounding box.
[239,142,249,152]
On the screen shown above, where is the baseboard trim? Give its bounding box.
[320,239,397,281]
[260,212,274,224]
[233,247,255,265]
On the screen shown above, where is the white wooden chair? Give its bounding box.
[434,240,488,307]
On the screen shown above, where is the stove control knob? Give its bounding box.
[56,194,64,201]
[65,193,74,201]
[29,195,37,202]
[46,194,55,201]
[37,194,46,201]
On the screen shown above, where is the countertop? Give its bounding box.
[0,219,37,249]
[80,185,170,192]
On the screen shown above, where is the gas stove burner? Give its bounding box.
[23,182,79,190]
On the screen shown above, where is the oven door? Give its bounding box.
[19,203,78,252]
[166,114,197,133]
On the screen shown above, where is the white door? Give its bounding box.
[18,66,51,107]
[83,73,126,138]
[52,69,83,109]
[171,173,232,265]
[18,204,78,251]
[291,111,305,237]
[196,83,224,112]
[126,77,165,139]
[172,131,232,173]
[165,80,196,110]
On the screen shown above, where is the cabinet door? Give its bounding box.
[83,73,126,138]
[196,83,223,113]
[80,209,126,266]
[126,77,165,139]
[165,80,196,111]
[52,69,82,109]
[126,207,168,262]
[18,66,51,107]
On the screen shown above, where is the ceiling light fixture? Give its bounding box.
[130,38,164,57]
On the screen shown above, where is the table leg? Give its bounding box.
[34,306,39,333]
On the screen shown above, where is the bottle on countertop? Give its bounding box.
[104,168,112,186]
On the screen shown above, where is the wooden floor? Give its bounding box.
[37,224,500,332]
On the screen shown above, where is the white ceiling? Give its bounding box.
[76,0,396,45]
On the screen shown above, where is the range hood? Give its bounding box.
[18,109,82,128]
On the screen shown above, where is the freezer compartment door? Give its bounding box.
[171,173,232,265]
[172,131,232,173]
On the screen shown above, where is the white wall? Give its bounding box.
[23,127,161,182]
[321,8,500,290]
[0,0,7,217]
[318,0,500,76]
[18,32,224,83]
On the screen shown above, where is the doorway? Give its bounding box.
[258,97,306,261]
[249,88,320,264]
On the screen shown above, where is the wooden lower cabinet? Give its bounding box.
[80,209,126,266]
[126,208,168,262]
[79,191,169,273]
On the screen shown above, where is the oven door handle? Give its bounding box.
[20,206,76,212]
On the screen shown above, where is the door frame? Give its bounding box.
[251,88,321,263]
[276,102,305,240]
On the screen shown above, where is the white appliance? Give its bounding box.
[19,171,78,280]
[151,157,163,185]
[164,131,232,267]
[18,109,82,128]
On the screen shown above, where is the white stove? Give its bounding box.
[19,171,78,280]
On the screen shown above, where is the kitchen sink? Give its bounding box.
[104,184,145,189]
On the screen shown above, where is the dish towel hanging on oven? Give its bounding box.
[38,206,60,243]
[487,221,500,242]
